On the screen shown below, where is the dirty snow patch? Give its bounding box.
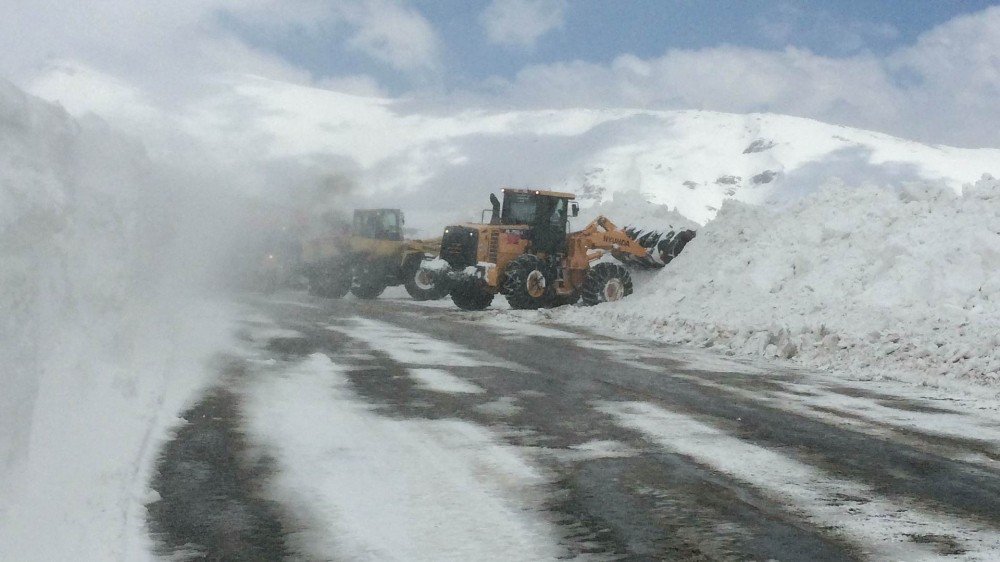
[244,353,567,561]
[475,396,524,417]
[327,317,516,369]
[409,368,485,394]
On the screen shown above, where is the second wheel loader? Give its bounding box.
[301,209,449,301]
[439,188,694,310]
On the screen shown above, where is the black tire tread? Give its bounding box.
[503,254,555,310]
[307,260,351,299]
[581,262,633,306]
[402,256,450,301]
[451,278,494,310]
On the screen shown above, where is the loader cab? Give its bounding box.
[353,208,404,241]
[498,188,578,228]
[498,189,579,254]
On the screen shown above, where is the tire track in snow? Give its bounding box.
[313,307,860,560]
[600,401,1000,561]
[326,316,525,370]
[242,352,571,561]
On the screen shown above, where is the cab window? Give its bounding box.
[501,194,538,225]
[381,212,398,230]
[550,199,567,226]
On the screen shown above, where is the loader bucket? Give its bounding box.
[613,227,696,269]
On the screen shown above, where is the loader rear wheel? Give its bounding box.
[350,282,386,299]
[307,261,350,299]
[402,256,450,301]
[451,278,494,311]
[350,263,387,300]
[581,263,633,306]
[503,254,555,310]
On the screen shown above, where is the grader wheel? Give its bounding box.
[581,262,633,306]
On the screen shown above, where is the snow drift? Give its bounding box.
[563,175,1000,387]
[0,80,235,560]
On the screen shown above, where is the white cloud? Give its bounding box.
[2,0,997,150]
[480,0,567,48]
[0,0,441,102]
[483,6,1000,148]
[316,74,389,98]
[754,3,900,54]
[338,0,441,71]
[216,0,442,72]
[0,0,316,100]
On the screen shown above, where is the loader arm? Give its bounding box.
[403,237,442,256]
[570,216,660,263]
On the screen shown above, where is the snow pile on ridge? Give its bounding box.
[0,79,233,560]
[576,189,699,234]
[563,175,1000,387]
[565,111,1000,223]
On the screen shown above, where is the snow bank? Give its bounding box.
[562,175,1000,388]
[0,80,234,560]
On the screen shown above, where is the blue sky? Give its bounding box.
[2,0,998,147]
[218,0,999,92]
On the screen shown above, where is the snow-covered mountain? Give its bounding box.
[155,77,1000,226]
[31,71,1000,229]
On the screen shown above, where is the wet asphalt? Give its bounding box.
[147,294,1000,561]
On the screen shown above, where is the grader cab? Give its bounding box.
[439,188,694,310]
[301,209,448,301]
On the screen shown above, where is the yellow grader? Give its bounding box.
[301,209,448,301]
[439,188,695,310]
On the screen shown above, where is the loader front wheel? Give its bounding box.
[503,254,556,310]
[451,278,494,311]
[402,257,450,301]
[581,263,633,306]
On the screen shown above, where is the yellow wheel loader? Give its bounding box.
[301,209,448,301]
[438,189,695,310]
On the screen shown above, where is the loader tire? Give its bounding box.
[402,257,449,301]
[307,261,350,299]
[350,282,386,299]
[581,262,633,306]
[451,278,494,311]
[350,262,387,300]
[503,254,555,310]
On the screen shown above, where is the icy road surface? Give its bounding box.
[148,292,1000,561]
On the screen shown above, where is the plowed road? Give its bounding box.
[148,292,1000,561]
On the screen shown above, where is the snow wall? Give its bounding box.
[0,80,238,559]
[565,176,1000,388]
